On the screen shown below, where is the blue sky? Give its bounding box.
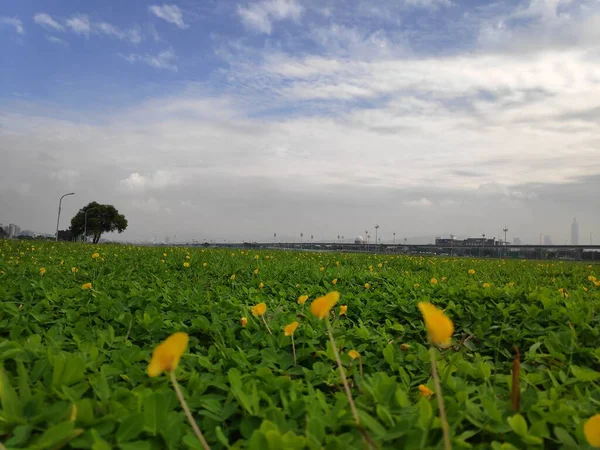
[1,0,600,243]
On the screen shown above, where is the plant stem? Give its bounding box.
[169,370,211,450]
[429,347,451,450]
[261,316,272,334]
[325,319,360,425]
[291,334,297,366]
[358,357,363,377]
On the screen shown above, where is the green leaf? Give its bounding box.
[33,421,83,449]
[507,414,528,437]
[554,427,578,448]
[383,345,395,367]
[0,366,22,419]
[52,353,86,388]
[356,409,387,436]
[117,413,145,443]
[143,392,167,436]
[571,365,600,382]
[418,397,433,430]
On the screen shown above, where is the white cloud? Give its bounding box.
[0,17,24,35]
[33,13,64,31]
[404,198,433,207]
[46,35,68,46]
[404,0,451,8]
[123,49,178,71]
[65,14,91,35]
[149,4,188,29]
[120,170,183,191]
[238,0,303,34]
[60,14,141,43]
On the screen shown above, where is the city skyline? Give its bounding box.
[1,1,600,242]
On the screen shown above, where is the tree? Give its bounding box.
[70,202,128,244]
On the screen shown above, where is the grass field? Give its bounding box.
[1,240,599,449]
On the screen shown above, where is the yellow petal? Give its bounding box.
[298,295,309,305]
[418,302,454,346]
[348,350,360,360]
[310,291,340,319]
[284,321,299,336]
[339,305,348,316]
[251,302,267,316]
[585,414,600,447]
[147,332,189,377]
[418,384,434,397]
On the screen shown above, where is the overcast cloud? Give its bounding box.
[1,0,599,244]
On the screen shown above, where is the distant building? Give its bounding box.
[544,235,553,245]
[8,224,21,238]
[571,217,579,245]
[513,237,522,245]
[435,237,498,247]
[354,236,364,244]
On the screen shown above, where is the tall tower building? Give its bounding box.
[571,217,579,245]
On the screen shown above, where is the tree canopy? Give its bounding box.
[70,202,128,244]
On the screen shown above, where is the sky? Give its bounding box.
[1,0,600,244]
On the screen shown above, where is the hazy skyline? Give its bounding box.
[1,0,599,244]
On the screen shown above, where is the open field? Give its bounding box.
[1,240,599,449]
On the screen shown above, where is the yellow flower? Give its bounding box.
[259,282,264,289]
[161,259,165,263]
[377,263,383,268]
[147,332,188,378]
[284,321,299,336]
[183,262,190,268]
[231,274,236,281]
[348,350,360,360]
[483,282,491,288]
[298,295,309,305]
[414,283,420,288]
[332,278,338,285]
[81,282,92,290]
[163,253,167,257]
[339,305,348,316]
[295,283,300,288]
[419,384,434,397]
[430,278,438,285]
[468,269,475,275]
[185,255,191,260]
[202,262,207,268]
[558,288,568,298]
[251,302,267,316]
[240,317,248,327]
[584,414,600,447]
[418,302,454,346]
[508,281,515,287]
[364,283,371,289]
[59,260,64,266]
[335,261,340,266]
[254,254,259,260]
[441,276,447,282]
[71,267,78,273]
[39,267,46,275]
[92,252,99,259]
[595,281,600,287]
[253,268,259,275]
[310,292,340,319]
[588,275,596,282]
[400,343,410,351]
[584,287,588,292]
[320,266,325,272]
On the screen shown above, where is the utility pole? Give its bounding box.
[375,225,379,250]
[503,227,508,258]
[56,192,75,241]
[393,232,396,245]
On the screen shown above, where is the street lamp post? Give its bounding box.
[274,232,276,247]
[83,206,99,243]
[481,233,485,257]
[375,225,379,250]
[365,230,368,252]
[503,227,508,258]
[311,235,314,249]
[591,232,594,245]
[393,232,396,245]
[300,233,303,247]
[450,234,454,256]
[539,233,543,245]
[55,192,75,241]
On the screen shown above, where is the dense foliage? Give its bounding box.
[0,240,599,449]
